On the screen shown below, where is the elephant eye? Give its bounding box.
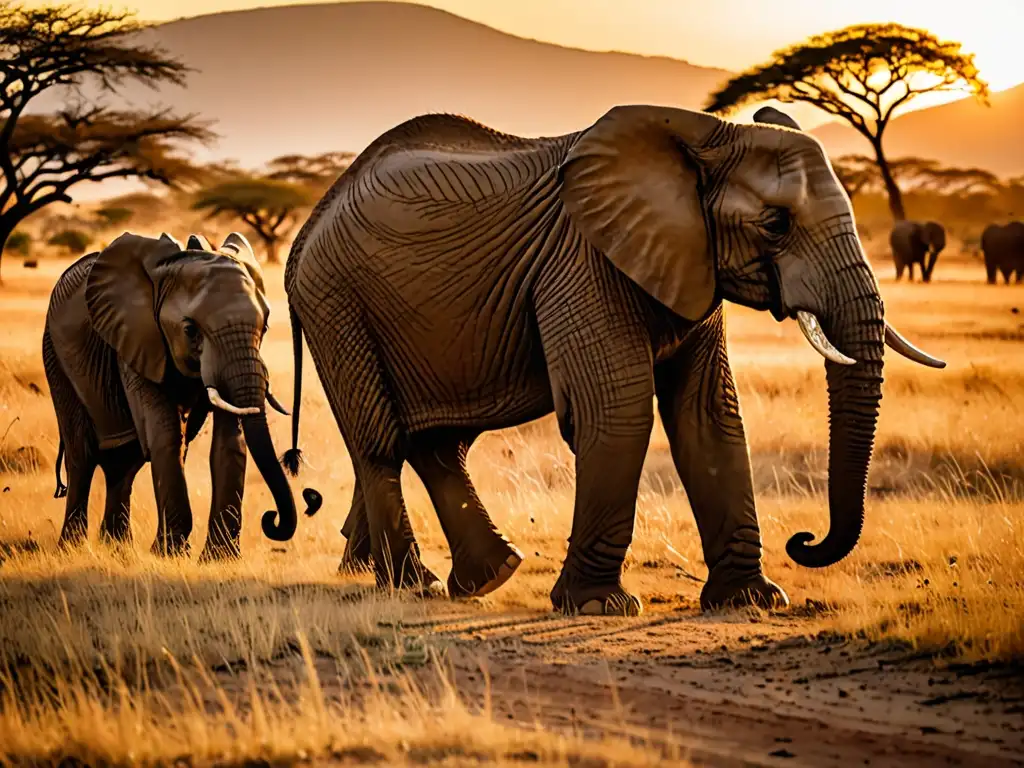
[184,319,201,342]
[763,207,792,238]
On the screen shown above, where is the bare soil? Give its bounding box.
[339,602,1024,767]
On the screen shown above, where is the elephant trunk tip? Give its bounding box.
[281,448,303,477]
[785,531,854,569]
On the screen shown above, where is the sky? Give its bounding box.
[115,0,1024,91]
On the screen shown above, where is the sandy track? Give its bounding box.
[395,607,1024,767]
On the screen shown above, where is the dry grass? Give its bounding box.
[0,247,1022,764]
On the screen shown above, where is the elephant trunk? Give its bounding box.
[786,254,885,568]
[214,344,304,542]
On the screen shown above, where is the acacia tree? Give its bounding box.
[266,151,355,193]
[705,23,988,220]
[192,176,313,264]
[0,4,211,279]
[832,154,1000,201]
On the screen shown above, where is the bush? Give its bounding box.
[4,231,31,257]
[95,206,134,228]
[47,229,92,256]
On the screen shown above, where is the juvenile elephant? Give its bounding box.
[890,220,946,283]
[980,221,1024,284]
[45,232,319,557]
[283,105,945,615]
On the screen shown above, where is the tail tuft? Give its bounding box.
[281,448,303,477]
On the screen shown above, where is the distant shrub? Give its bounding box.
[4,231,31,257]
[47,228,92,256]
[95,206,134,228]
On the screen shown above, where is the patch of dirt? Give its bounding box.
[387,604,1024,767]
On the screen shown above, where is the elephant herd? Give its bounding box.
[43,105,951,616]
[889,219,1024,284]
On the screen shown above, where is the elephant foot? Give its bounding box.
[550,574,642,617]
[338,527,372,575]
[57,528,88,551]
[150,534,191,558]
[700,567,789,612]
[374,549,444,598]
[198,540,241,562]
[448,541,524,598]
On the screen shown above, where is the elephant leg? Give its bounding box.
[407,430,523,598]
[120,368,192,556]
[894,261,904,281]
[1001,267,1012,284]
[58,454,97,547]
[986,263,997,284]
[98,441,145,544]
[536,266,655,617]
[655,308,788,611]
[1015,268,1023,284]
[200,410,246,561]
[339,476,372,573]
[907,262,915,282]
[301,305,440,592]
[46,334,98,548]
[358,458,442,593]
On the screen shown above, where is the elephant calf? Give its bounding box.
[890,220,946,283]
[44,232,319,558]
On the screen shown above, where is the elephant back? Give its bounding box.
[284,113,578,293]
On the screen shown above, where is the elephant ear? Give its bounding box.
[559,105,727,322]
[85,233,182,383]
[219,232,266,294]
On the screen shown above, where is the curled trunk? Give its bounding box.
[786,257,885,568]
[242,413,298,541]
[218,345,300,542]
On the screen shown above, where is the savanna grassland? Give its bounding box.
[0,237,1021,766]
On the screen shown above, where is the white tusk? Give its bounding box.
[796,311,857,365]
[206,386,260,416]
[884,322,946,369]
[266,389,290,416]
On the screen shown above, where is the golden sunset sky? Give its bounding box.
[117,0,1024,91]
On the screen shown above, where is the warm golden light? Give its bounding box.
[116,0,1024,93]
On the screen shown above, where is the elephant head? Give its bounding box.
[560,104,945,568]
[83,231,314,541]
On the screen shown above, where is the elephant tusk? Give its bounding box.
[266,389,290,416]
[796,311,857,366]
[884,322,947,369]
[206,386,261,416]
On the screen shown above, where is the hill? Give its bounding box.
[38,1,733,167]
[812,83,1024,175]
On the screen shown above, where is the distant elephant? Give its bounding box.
[44,232,320,558]
[282,105,944,615]
[980,221,1024,284]
[889,220,946,283]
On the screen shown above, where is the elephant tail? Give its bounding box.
[281,304,304,477]
[54,438,67,499]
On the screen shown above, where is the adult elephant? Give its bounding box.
[283,105,945,615]
[980,221,1024,284]
[890,220,946,283]
[45,232,320,558]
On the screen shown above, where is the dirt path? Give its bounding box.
[394,607,1024,767]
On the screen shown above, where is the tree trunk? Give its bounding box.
[871,139,906,222]
[264,236,280,264]
[0,213,18,285]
